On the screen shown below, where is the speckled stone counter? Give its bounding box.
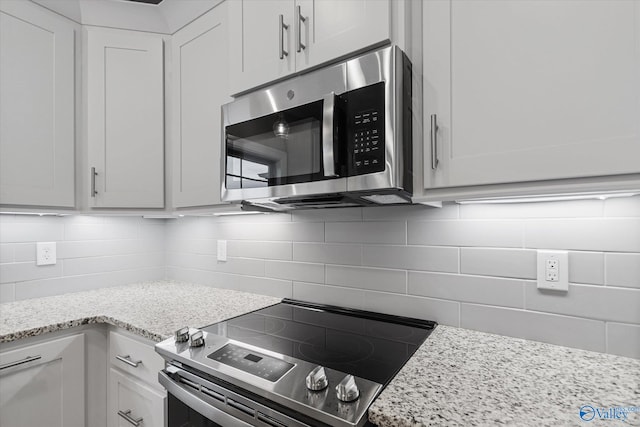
[0,281,280,343]
[369,325,640,427]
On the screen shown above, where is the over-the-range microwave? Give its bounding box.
[221,45,412,211]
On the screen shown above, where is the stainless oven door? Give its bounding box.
[159,366,312,427]
[221,62,347,203]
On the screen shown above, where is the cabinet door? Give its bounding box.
[0,334,85,427]
[0,1,75,207]
[229,0,294,94]
[424,0,640,190]
[295,0,390,71]
[172,2,232,208]
[86,29,164,208]
[108,368,165,427]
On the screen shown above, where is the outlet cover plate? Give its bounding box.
[537,250,568,291]
[36,242,57,266]
[217,240,227,262]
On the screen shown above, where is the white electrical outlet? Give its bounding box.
[537,250,568,291]
[217,240,227,262]
[36,242,57,266]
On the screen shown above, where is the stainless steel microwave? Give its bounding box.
[221,46,412,211]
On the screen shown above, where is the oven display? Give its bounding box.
[208,343,294,382]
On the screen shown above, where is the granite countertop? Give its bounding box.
[369,325,640,427]
[0,280,280,343]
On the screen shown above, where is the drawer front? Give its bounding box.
[109,331,164,389]
[109,368,165,427]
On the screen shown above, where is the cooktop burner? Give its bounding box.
[202,300,435,386]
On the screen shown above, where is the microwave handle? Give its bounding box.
[322,92,338,177]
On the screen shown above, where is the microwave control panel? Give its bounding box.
[347,83,385,176]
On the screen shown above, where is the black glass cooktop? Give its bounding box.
[202,299,436,386]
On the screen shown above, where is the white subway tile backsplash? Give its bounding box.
[460,248,536,279]
[265,260,324,283]
[0,283,15,303]
[167,252,264,276]
[0,222,64,243]
[525,218,640,252]
[0,262,63,284]
[568,251,604,285]
[460,199,604,219]
[460,304,606,352]
[292,282,365,310]
[603,195,640,217]
[64,252,165,277]
[605,253,640,289]
[325,265,406,293]
[0,244,14,263]
[228,241,292,260]
[524,283,640,324]
[363,245,458,273]
[294,243,362,265]
[292,207,363,222]
[408,220,523,248]
[362,204,459,221]
[364,292,460,326]
[326,222,406,244]
[408,272,525,308]
[606,323,640,359]
[217,222,324,242]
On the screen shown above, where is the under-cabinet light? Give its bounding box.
[456,192,639,205]
[0,212,68,216]
[212,211,269,217]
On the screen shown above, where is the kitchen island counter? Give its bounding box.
[369,324,640,426]
[0,281,280,343]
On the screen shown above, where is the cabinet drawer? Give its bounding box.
[109,368,165,427]
[109,331,164,389]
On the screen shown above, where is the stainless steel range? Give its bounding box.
[155,300,436,427]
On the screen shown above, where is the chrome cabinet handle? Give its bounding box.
[91,167,98,197]
[322,92,337,177]
[118,409,143,426]
[279,14,289,60]
[296,5,306,53]
[430,114,439,170]
[0,355,41,371]
[116,354,142,368]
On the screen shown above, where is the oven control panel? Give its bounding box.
[347,82,385,176]
[208,343,294,383]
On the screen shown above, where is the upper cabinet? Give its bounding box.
[171,2,231,208]
[229,0,390,94]
[0,1,76,208]
[423,0,640,198]
[85,28,165,208]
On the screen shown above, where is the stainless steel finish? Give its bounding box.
[296,5,306,53]
[160,366,309,427]
[430,114,439,170]
[116,354,142,368]
[90,167,97,197]
[0,355,41,371]
[322,92,337,177]
[117,409,143,426]
[305,365,328,391]
[175,326,189,343]
[156,332,381,427]
[189,330,205,347]
[278,14,288,60]
[335,375,360,402]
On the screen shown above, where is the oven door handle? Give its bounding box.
[158,371,253,427]
[322,92,338,178]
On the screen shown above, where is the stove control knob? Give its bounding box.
[174,327,190,343]
[336,375,359,402]
[189,330,205,348]
[305,366,328,391]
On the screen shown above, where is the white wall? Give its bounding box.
[0,215,165,301]
[165,196,640,359]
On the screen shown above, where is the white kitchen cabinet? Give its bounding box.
[229,0,390,94]
[423,0,640,198]
[0,334,85,427]
[171,2,232,208]
[0,0,76,207]
[108,368,165,427]
[86,28,165,208]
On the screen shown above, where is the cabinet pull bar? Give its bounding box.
[0,355,41,371]
[118,409,143,426]
[296,6,306,53]
[430,114,439,170]
[91,167,98,197]
[116,354,142,368]
[279,14,289,59]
